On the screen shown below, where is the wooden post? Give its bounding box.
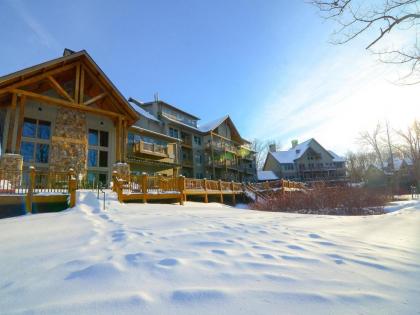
[231,181,236,205]
[203,178,208,203]
[25,166,35,213]
[178,175,185,205]
[218,179,223,203]
[112,170,118,192]
[141,172,148,203]
[68,168,77,208]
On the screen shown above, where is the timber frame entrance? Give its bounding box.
[0,50,139,164]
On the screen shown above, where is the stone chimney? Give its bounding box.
[269,143,276,152]
[291,139,298,149]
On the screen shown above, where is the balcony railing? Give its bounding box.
[132,141,168,158]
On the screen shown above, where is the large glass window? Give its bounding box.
[88,129,99,145]
[35,144,49,163]
[88,128,109,177]
[88,149,98,167]
[23,118,37,138]
[169,127,179,139]
[21,142,35,162]
[20,118,51,164]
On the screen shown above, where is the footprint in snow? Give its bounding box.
[158,258,179,267]
[211,249,227,255]
[309,233,321,239]
[287,245,305,251]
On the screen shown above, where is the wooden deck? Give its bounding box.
[113,174,244,205]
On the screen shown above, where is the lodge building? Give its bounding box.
[0,49,257,185]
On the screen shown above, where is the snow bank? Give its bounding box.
[0,191,419,315]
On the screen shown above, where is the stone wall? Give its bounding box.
[49,108,87,176]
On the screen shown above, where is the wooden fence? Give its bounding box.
[113,172,244,205]
[0,166,77,212]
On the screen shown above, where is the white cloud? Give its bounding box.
[8,0,61,50]
[251,45,419,155]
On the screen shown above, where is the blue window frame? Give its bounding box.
[37,121,51,139]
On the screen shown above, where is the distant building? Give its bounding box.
[128,99,257,181]
[262,138,346,182]
[366,157,415,192]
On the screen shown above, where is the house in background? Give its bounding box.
[128,98,257,182]
[366,157,415,193]
[262,138,346,182]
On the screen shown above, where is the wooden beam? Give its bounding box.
[0,63,78,96]
[79,66,85,104]
[6,93,17,153]
[12,89,123,119]
[84,92,106,106]
[74,63,80,103]
[116,116,121,162]
[47,76,74,102]
[15,95,26,153]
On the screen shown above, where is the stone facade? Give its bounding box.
[0,153,23,188]
[49,108,88,175]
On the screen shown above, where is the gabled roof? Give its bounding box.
[328,150,346,162]
[143,100,200,120]
[128,98,160,122]
[198,115,229,133]
[199,115,250,144]
[0,49,140,124]
[269,138,344,164]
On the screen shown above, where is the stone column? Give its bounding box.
[0,153,23,188]
[49,108,87,177]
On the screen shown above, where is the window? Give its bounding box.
[195,153,202,164]
[87,171,108,187]
[100,131,109,147]
[88,128,109,169]
[88,149,98,167]
[193,136,202,146]
[169,127,179,139]
[88,129,99,145]
[20,118,51,164]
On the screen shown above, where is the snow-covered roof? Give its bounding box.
[270,138,345,164]
[129,102,160,122]
[257,170,279,181]
[384,157,413,171]
[328,150,346,162]
[198,115,229,133]
[270,139,313,164]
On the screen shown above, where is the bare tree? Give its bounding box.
[359,122,386,169]
[346,151,377,182]
[251,138,282,170]
[396,119,420,185]
[311,0,420,83]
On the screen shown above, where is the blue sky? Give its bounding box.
[1,0,418,154]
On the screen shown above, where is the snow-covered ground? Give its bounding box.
[1,191,419,315]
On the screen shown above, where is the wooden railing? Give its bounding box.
[113,172,245,205]
[0,167,77,212]
[250,179,306,192]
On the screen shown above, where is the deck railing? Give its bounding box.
[113,172,246,204]
[0,167,77,212]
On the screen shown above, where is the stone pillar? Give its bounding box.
[0,153,23,188]
[112,162,130,181]
[49,108,87,177]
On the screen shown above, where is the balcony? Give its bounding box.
[182,158,194,168]
[205,140,238,154]
[132,141,168,159]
